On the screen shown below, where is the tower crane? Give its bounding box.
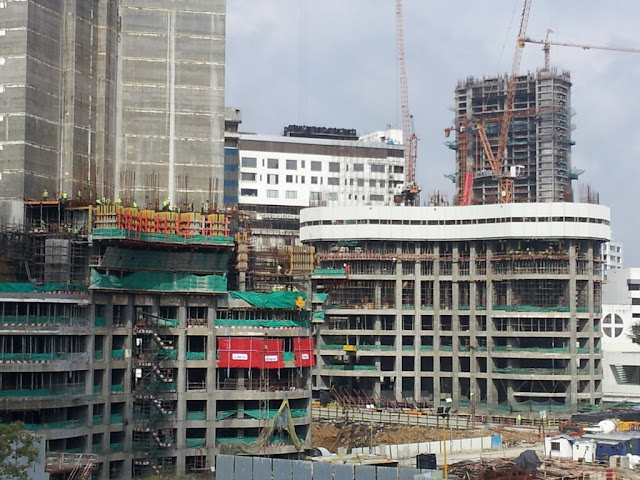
[521,29,640,70]
[394,0,420,206]
[445,104,563,205]
[493,0,532,203]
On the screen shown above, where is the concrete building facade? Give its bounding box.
[301,203,609,415]
[601,268,640,403]
[452,69,576,205]
[238,126,404,252]
[0,0,118,223]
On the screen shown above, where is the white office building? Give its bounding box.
[601,268,640,403]
[600,241,623,280]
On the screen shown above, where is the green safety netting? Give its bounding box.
[112,350,124,359]
[313,269,346,277]
[283,352,295,362]
[229,291,307,309]
[101,247,230,274]
[90,269,227,292]
[186,352,205,360]
[359,345,394,351]
[214,319,310,328]
[492,305,570,312]
[21,419,85,431]
[92,228,233,246]
[186,411,206,421]
[95,317,106,327]
[110,414,124,424]
[93,415,103,424]
[321,344,344,350]
[313,293,329,303]
[0,386,84,398]
[0,282,87,293]
[312,311,325,321]
[186,438,206,448]
[0,316,80,325]
[218,398,303,454]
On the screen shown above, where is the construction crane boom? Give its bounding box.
[395,0,419,205]
[445,104,563,205]
[521,33,640,70]
[495,0,532,203]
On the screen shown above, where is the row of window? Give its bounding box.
[241,172,394,188]
[301,216,610,228]
[239,189,386,202]
[241,157,399,174]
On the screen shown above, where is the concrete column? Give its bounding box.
[206,303,217,464]
[122,296,135,476]
[394,248,402,400]
[176,301,187,474]
[432,244,441,403]
[485,242,498,408]
[469,244,478,405]
[414,244,422,401]
[451,244,460,406]
[568,241,578,409]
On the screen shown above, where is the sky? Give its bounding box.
[226,1,640,266]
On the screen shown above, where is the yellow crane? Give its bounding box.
[521,29,640,70]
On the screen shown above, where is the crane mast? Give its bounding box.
[395,0,419,205]
[495,0,532,203]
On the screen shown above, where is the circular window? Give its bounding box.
[602,313,624,338]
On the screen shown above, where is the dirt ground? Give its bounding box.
[312,421,541,452]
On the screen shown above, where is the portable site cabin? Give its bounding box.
[595,440,627,460]
[545,435,574,460]
[573,439,596,463]
[585,432,640,457]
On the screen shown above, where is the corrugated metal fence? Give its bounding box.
[215,454,431,480]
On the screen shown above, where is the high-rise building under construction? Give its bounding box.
[451,70,577,205]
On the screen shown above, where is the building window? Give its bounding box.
[327,177,339,186]
[370,194,384,201]
[602,313,624,338]
[311,176,318,185]
[310,192,322,201]
[369,179,377,187]
[354,163,364,172]
[241,157,257,168]
[371,164,385,173]
[328,192,338,201]
[267,189,278,198]
[301,160,305,168]
[267,158,279,169]
[300,176,305,184]
[550,442,560,452]
[311,161,322,172]
[267,174,279,185]
[379,180,385,188]
[240,188,257,197]
[241,172,256,181]
[329,162,340,172]
[286,175,294,183]
[357,179,365,187]
[286,159,297,170]
[285,190,297,199]
[349,179,354,186]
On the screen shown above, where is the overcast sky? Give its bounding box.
[226,1,640,266]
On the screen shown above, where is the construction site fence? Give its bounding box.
[216,454,429,480]
[312,406,565,430]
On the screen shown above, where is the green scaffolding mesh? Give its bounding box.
[229,291,307,309]
[90,269,227,293]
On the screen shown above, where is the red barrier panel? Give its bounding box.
[293,338,315,367]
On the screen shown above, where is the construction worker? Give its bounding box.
[76,190,82,200]
[115,196,122,206]
[205,200,210,212]
[188,200,194,212]
[200,201,205,213]
[95,198,102,205]
[132,200,138,209]
[61,192,68,201]
[42,189,49,201]
[162,198,170,211]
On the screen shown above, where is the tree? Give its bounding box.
[631,323,640,345]
[0,422,40,480]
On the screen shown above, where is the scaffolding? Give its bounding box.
[132,312,177,477]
